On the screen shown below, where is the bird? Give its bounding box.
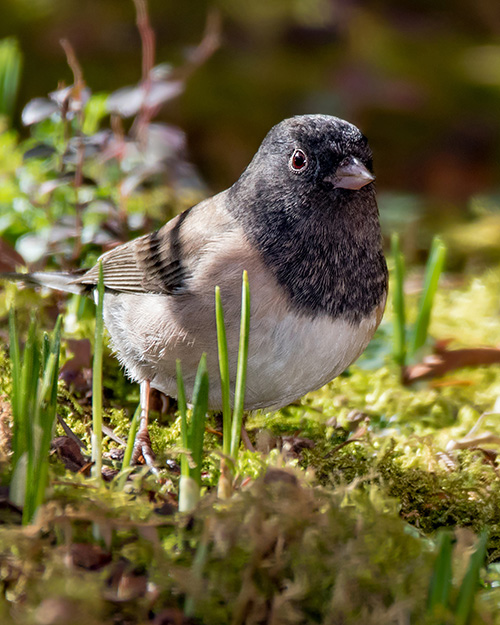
[3,114,388,468]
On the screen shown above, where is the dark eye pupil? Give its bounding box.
[292,150,307,170]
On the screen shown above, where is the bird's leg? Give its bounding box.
[132,379,159,476]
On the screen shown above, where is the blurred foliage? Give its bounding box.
[1,1,500,264]
[0,27,209,270]
[0,38,21,121]
[2,0,500,254]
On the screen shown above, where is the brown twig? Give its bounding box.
[110,113,129,223]
[131,3,221,144]
[132,0,156,146]
[60,38,86,261]
[186,10,221,71]
[60,39,84,88]
[133,0,155,82]
[173,10,221,81]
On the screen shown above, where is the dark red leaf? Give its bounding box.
[0,238,25,272]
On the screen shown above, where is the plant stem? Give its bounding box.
[215,286,231,458]
[455,530,488,625]
[427,531,453,615]
[176,359,189,479]
[230,271,250,459]
[91,262,105,480]
[391,233,406,368]
[409,236,446,358]
[116,403,141,490]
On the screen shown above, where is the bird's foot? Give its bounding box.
[132,428,159,477]
[132,379,160,477]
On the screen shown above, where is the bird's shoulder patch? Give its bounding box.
[134,210,192,295]
[75,208,194,295]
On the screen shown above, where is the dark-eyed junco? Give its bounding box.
[4,115,388,465]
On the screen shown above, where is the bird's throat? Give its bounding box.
[228,185,388,322]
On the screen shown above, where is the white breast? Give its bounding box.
[242,311,379,409]
[102,220,384,411]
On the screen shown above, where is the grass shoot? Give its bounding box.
[391,233,447,370]
[8,311,62,523]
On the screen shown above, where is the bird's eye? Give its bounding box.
[289,149,308,173]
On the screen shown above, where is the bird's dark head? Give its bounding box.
[226,114,386,321]
[236,114,375,213]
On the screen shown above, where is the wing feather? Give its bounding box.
[73,196,233,295]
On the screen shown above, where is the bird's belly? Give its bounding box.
[103,291,380,411]
[242,311,379,410]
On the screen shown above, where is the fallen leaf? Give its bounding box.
[51,436,87,472]
[404,343,500,384]
[69,542,111,570]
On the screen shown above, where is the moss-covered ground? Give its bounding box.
[2,270,500,624]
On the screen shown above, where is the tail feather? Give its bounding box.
[0,271,85,295]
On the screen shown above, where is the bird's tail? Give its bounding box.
[0,271,85,295]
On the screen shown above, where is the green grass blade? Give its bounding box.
[184,520,211,617]
[121,403,141,472]
[427,531,453,614]
[176,359,190,478]
[409,236,446,357]
[9,313,62,523]
[230,271,250,459]
[41,332,50,369]
[215,286,232,457]
[189,354,209,487]
[47,317,62,409]
[32,316,62,518]
[0,38,22,119]
[390,233,406,368]
[91,261,105,480]
[19,318,39,448]
[21,318,39,515]
[10,315,39,518]
[116,403,141,490]
[455,530,488,625]
[178,355,208,513]
[8,309,21,462]
[37,317,62,405]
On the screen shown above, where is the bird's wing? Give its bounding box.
[74,195,233,295]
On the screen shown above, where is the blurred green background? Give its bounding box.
[2,0,500,265]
